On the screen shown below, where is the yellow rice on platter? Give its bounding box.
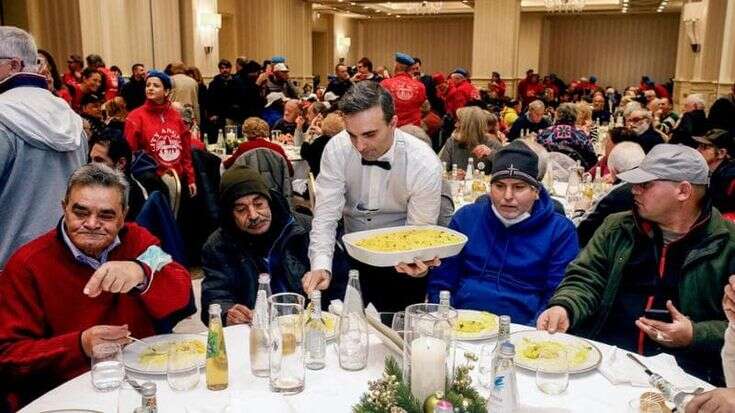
[355,228,462,252]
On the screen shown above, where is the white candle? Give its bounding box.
[410,336,447,404]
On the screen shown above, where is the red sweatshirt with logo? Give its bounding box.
[125,99,196,184]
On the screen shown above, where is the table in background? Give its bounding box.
[20,324,711,413]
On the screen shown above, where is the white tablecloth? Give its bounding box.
[21,324,712,413]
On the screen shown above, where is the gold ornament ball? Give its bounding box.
[424,392,444,413]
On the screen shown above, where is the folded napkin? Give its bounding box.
[598,346,697,388]
[365,305,404,356]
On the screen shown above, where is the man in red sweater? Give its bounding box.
[380,52,426,127]
[441,68,479,119]
[0,163,194,409]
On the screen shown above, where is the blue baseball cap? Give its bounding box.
[146,70,172,90]
[395,52,415,66]
[451,68,469,78]
[272,55,286,64]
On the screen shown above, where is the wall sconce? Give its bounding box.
[684,18,701,53]
[199,12,222,54]
[682,2,704,54]
[338,36,352,54]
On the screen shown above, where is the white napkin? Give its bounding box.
[598,346,697,388]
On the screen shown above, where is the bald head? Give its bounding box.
[283,99,300,122]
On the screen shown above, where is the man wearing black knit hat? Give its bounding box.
[200,166,347,326]
[427,141,579,326]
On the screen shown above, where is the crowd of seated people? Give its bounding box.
[3,25,735,411]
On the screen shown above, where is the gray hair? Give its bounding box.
[630,108,653,121]
[685,94,705,110]
[555,103,578,125]
[519,137,550,178]
[339,81,395,124]
[0,26,38,72]
[623,101,643,119]
[608,141,645,176]
[528,100,545,113]
[400,125,431,147]
[65,163,130,210]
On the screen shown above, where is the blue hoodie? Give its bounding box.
[427,188,579,326]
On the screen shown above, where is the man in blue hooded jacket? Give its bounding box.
[427,141,579,325]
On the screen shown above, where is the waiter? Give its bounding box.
[302,81,443,312]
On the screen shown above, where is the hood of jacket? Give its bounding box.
[0,73,84,152]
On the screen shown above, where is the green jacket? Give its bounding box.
[549,209,735,354]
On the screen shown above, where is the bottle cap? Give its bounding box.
[209,303,222,314]
[258,273,271,283]
[348,269,359,279]
[309,290,322,300]
[439,290,450,301]
[499,315,511,324]
[500,342,515,356]
[141,381,156,396]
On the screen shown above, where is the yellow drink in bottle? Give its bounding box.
[206,304,229,390]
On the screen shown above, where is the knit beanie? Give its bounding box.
[219,166,271,208]
[491,141,540,188]
[146,70,172,90]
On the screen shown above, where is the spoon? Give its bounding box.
[127,336,168,355]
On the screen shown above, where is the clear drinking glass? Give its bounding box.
[167,340,201,391]
[535,348,569,395]
[269,293,305,394]
[91,342,124,391]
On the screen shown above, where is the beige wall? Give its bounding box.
[541,13,679,90]
[333,14,358,67]
[517,12,545,78]
[358,16,473,75]
[226,0,312,83]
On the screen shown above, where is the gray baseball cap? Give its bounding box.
[617,143,709,185]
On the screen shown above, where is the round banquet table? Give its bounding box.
[21,324,712,413]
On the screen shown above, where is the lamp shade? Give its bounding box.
[200,12,222,29]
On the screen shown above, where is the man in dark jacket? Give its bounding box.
[201,166,347,326]
[325,63,352,99]
[120,63,146,110]
[206,59,238,142]
[539,144,735,385]
[626,108,664,153]
[696,129,735,215]
[507,100,551,140]
[671,94,709,149]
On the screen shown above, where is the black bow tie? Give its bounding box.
[361,158,391,170]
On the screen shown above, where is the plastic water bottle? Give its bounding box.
[487,342,519,413]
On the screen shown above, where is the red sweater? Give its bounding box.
[441,80,479,119]
[0,223,192,408]
[381,73,426,127]
[125,99,196,183]
[223,138,294,175]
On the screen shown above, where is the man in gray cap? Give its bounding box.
[380,52,426,127]
[538,144,735,384]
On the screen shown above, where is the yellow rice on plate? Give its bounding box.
[355,228,463,252]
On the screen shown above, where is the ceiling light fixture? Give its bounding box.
[407,1,444,15]
[544,0,585,13]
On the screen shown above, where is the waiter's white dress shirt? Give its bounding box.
[309,128,443,273]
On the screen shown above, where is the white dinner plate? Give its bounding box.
[510,330,602,374]
[453,310,499,341]
[122,333,206,375]
[342,225,467,267]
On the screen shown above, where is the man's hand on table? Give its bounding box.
[635,300,693,348]
[81,325,131,357]
[686,388,735,413]
[395,257,441,278]
[83,261,146,297]
[226,304,253,326]
[302,269,332,295]
[537,306,571,333]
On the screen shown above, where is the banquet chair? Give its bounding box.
[160,169,182,218]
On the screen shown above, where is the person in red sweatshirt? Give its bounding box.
[125,70,197,197]
[223,116,294,174]
[0,163,194,410]
[380,52,426,127]
[440,68,479,119]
